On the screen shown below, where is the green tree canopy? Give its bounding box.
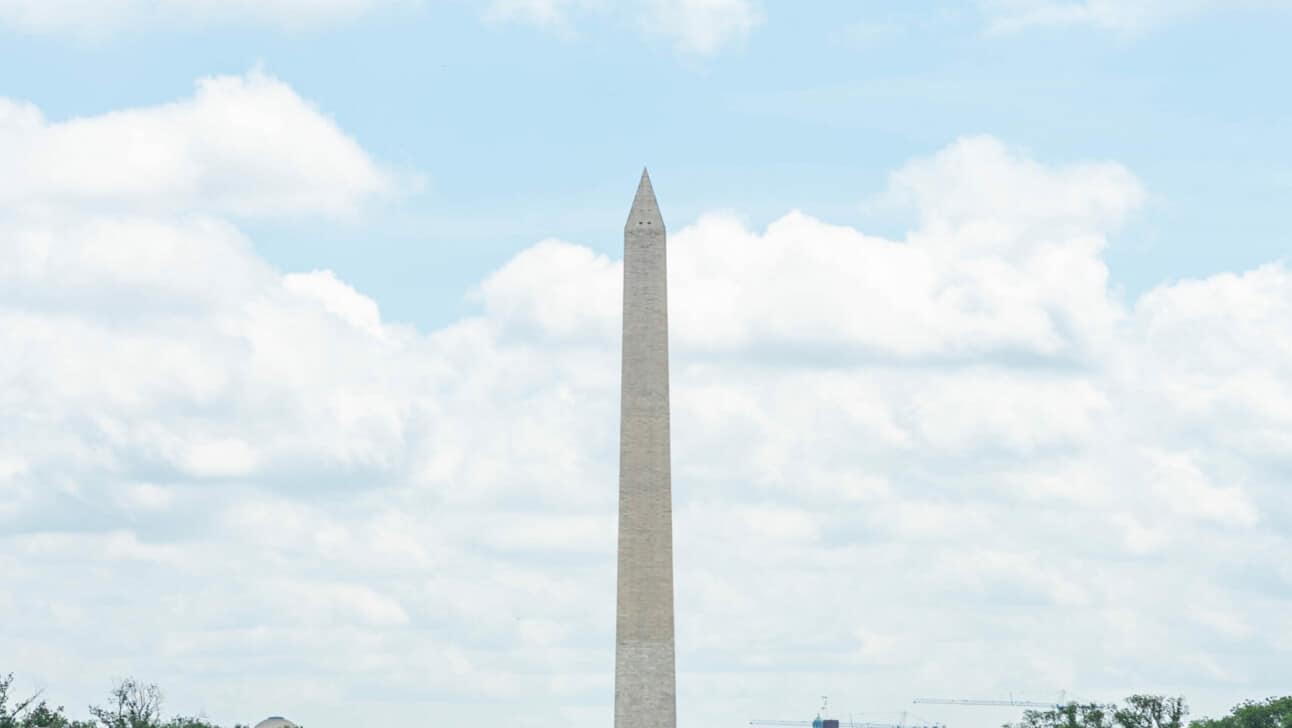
[1116,696,1189,728]
[1013,702,1117,728]
[0,672,93,728]
[1192,698,1292,728]
[1008,696,1188,728]
[2,675,246,728]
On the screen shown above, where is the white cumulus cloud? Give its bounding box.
[2,75,1290,728]
[640,0,762,54]
[0,0,409,35]
[981,0,1289,33]
[0,0,762,53]
[484,0,761,53]
[0,71,407,220]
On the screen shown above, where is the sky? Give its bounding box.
[1,1,1291,727]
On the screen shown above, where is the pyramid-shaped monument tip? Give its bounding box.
[626,167,663,230]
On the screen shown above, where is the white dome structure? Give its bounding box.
[254,719,298,728]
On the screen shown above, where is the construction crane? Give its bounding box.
[912,696,1066,709]
[753,697,947,728]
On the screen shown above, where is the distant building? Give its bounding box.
[254,718,298,728]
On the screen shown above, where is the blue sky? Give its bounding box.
[4,1,1289,328]
[3,2,1292,728]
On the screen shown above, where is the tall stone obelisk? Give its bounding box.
[615,169,676,728]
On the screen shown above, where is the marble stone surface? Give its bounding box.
[614,169,677,728]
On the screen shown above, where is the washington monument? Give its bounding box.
[615,169,677,728]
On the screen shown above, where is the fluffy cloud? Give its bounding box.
[483,0,586,28]
[0,0,762,53]
[0,0,410,34]
[0,71,405,220]
[639,0,762,54]
[981,0,1287,33]
[2,75,1291,728]
[484,0,761,53]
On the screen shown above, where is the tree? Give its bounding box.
[17,702,95,728]
[1,673,93,728]
[4,675,251,728]
[1116,695,1189,728]
[160,718,232,728]
[1,673,37,728]
[1007,697,1191,728]
[1192,697,1292,728]
[1011,702,1117,728]
[87,680,163,728]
